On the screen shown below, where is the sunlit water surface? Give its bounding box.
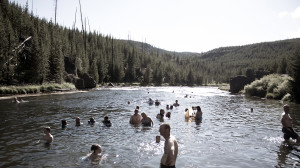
[1,87,300,168]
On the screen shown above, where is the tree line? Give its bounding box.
[0,0,300,98]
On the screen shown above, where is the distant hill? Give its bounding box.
[1,0,299,86]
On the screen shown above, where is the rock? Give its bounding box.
[229,75,252,93]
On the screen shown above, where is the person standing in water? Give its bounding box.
[141,112,154,126]
[42,127,53,144]
[194,106,202,121]
[159,123,178,168]
[129,109,142,125]
[281,104,300,142]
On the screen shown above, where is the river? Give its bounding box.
[0,86,300,168]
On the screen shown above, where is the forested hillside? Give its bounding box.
[0,0,299,87]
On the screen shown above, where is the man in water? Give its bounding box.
[281,104,300,142]
[129,109,142,125]
[42,127,53,144]
[173,100,179,107]
[159,123,178,168]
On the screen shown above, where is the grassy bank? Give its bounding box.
[0,83,76,95]
[244,74,292,101]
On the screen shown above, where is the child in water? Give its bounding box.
[86,144,102,162]
[103,116,112,126]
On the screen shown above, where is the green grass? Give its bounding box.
[244,74,292,100]
[0,83,76,95]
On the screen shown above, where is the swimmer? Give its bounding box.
[42,127,53,144]
[129,109,142,125]
[103,116,112,127]
[156,109,165,119]
[166,112,171,118]
[281,104,300,143]
[155,100,161,106]
[156,135,161,143]
[141,112,154,126]
[159,123,178,167]
[13,97,20,103]
[194,106,202,121]
[88,117,95,125]
[136,106,140,110]
[173,100,179,107]
[62,120,67,129]
[76,117,82,126]
[86,144,102,162]
[148,98,154,105]
[166,105,170,110]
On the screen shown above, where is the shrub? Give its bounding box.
[245,74,292,100]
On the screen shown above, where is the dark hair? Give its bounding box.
[44,127,51,132]
[62,120,67,126]
[197,106,201,111]
[161,123,170,130]
[166,112,171,118]
[104,116,109,120]
[91,144,99,153]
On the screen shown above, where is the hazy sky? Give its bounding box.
[9,0,300,53]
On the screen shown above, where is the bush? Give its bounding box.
[245,74,292,100]
[0,83,75,95]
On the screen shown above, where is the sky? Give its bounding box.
[9,0,300,53]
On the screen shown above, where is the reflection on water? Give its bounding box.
[1,86,300,167]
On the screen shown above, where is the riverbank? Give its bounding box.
[0,83,84,100]
[0,90,87,100]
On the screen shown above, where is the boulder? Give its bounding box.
[229,75,252,93]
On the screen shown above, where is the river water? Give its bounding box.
[1,86,300,168]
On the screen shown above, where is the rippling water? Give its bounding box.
[1,86,300,168]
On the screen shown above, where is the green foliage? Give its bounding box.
[0,0,300,89]
[244,74,292,100]
[289,48,300,103]
[0,82,75,94]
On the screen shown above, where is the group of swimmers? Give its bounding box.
[39,98,200,166]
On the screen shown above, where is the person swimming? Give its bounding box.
[156,109,165,119]
[62,120,67,129]
[88,117,95,125]
[42,127,53,144]
[195,106,203,121]
[173,100,179,107]
[141,112,154,126]
[76,117,82,126]
[85,144,102,162]
[103,116,112,127]
[166,112,171,118]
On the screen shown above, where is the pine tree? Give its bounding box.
[290,48,300,103]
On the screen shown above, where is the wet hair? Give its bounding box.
[104,116,109,120]
[136,106,140,110]
[197,106,201,111]
[90,117,95,123]
[283,104,289,111]
[166,112,171,118]
[44,127,51,132]
[160,109,165,113]
[62,120,67,126]
[134,109,139,113]
[141,112,146,117]
[91,144,100,153]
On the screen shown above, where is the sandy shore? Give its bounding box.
[0,90,88,100]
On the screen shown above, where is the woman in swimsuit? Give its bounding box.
[141,112,154,126]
